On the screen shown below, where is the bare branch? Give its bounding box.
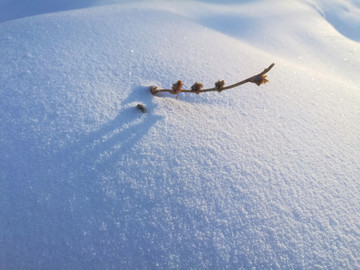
[151,63,275,96]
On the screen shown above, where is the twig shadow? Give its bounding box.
[56,85,162,180]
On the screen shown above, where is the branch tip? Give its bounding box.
[150,85,158,94]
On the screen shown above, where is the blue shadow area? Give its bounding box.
[0,85,165,268]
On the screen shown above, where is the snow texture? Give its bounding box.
[1,0,359,269]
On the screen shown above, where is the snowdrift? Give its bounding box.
[1,0,359,269]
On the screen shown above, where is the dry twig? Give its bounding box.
[151,63,275,98]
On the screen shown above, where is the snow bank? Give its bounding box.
[1,0,359,269]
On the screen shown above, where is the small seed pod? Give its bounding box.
[215,80,225,92]
[191,82,203,94]
[137,103,146,113]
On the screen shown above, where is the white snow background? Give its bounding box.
[1,0,359,269]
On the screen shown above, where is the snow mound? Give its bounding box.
[308,0,360,42]
[1,1,359,269]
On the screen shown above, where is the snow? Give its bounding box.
[1,0,359,269]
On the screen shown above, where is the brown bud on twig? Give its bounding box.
[191,82,203,94]
[149,63,275,98]
[171,80,183,95]
[215,80,225,92]
[150,86,158,94]
[251,74,268,86]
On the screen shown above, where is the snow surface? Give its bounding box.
[1,0,359,269]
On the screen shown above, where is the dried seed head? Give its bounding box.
[252,74,269,86]
[137,103,146,113]
[171,80,183,95]
[191,82,203,94]
[215,80,225,92]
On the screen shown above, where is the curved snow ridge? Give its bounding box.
[308,0,360,42]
